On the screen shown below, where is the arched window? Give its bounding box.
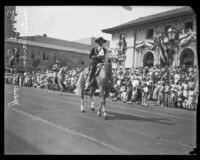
[180,48,194,67]
[143,52,154,67]
[46,54,49,60]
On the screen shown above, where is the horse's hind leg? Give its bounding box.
[97,102,102,117]
[46,78,50,94]
[80,91,85,112]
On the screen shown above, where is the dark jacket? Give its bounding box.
[89,47,107,65]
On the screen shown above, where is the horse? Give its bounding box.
[40,72,55,93]
[76,49,115,119]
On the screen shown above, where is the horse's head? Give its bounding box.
[104,48,118,65]
[104,51,112,64]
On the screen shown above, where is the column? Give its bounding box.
[134,49,137,68]
[153,50,157,66]
[173,47,179,67]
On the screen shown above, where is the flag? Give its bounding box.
[122,6,132,11]
[157,35,168,66]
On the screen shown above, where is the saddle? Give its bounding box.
[84,63,104,79]
[83,63,104,93]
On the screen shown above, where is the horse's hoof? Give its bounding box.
[104,115,108,120]
[81,109,85,113]
[91,108,95,111]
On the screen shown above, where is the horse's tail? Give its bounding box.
[76,70,86,96]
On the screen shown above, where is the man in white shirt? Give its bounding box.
[132,77,139,88]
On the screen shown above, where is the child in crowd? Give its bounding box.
[142,82,148,107]
[188,87,195,110]
[170,88,177,107]
[182,97,189,109]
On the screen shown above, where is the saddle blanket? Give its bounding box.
[84,63,104,78]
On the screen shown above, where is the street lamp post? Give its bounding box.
[166,28,179,67]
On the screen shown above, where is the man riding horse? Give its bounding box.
[77,37,115,118]
[52,60,60,90]
[84,37,108,92]
[8,48,19,73]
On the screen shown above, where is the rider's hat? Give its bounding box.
[95,37,107,44]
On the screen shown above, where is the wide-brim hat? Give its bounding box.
[95,37,107,44]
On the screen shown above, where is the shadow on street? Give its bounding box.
[107,111,175,125]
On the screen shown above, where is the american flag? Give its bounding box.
[157,34,169,66]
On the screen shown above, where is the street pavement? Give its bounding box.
[4,84,196,155]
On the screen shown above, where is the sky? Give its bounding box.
[15,6,184,42]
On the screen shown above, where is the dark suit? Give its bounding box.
[89,47,107,65]
[87,46,107,88]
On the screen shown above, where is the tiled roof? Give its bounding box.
[102,7,195,33]
[19,35,93,51]
[5,38,90,54]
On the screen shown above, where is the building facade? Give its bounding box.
[5,35,110,72]
[102,7,197,68]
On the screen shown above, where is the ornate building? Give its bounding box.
[102,7,197,68]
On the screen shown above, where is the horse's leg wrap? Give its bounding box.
[91,102,95,111]
[80,98,85,112]
[97,102,102,117]
[102,99,107,119]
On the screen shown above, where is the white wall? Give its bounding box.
[125,47,134,68]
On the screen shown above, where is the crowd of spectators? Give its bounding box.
[110,65,198,110]
[4,67,84,93]
[5,65,199,110]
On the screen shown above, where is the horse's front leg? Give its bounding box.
[46,78,51,94]
[90,90,95,111]
[102,98,107,120]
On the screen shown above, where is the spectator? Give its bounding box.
[142,82,148,107]
[164,81,171,107]
[158,82,165,107]
[188,87,195,110]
